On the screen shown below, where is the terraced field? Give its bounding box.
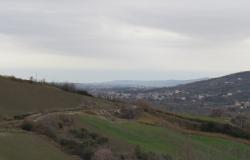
[0,130,77,160]
[78,114,250,160]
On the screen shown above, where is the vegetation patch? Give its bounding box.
[60,128,109,160]
[78,114,250,160]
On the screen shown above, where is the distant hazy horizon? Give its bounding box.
[0,68,236,83]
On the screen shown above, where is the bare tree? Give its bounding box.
[92,148,114,160]
[231,114,248,128]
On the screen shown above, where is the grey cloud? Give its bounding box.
[1,0,250,56]
[104,0,250,42]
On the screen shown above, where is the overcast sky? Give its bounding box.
[0,0,250,82]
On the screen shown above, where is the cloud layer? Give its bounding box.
[1,0,250,81]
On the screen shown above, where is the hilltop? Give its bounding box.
[0,76,124,119]
[0,76,83,117]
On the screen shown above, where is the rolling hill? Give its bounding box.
[149,71,250,104]
[0,75,250,160]
[90,71,250,115]
[146,71,250,114]
[0,76,84,117]
[0,76,121,118]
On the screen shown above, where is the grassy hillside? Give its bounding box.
[0,77,83,117]
[78,114,250,160]
[1,75,250,160]
[0,130,77,160]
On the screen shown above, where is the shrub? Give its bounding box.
[70,128,108,145]
[76,90,93,97]
[135,145,147,160]
[51,82,93,97]
[60,138,95,159]
[134,145,172,160]
[210,109,224,117]
[231,115,249,129]
[135,100,152,112]
[60,128,109,160]
[92,148,114,160]
[200,122,250,139]
[21,121,34,131]
[118,106,142,119]
[14,113,32,120]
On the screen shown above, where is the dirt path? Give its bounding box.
[0,108,87,127]
[1,107,250,146]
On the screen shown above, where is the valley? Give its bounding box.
[85,72,250,115]
[0,74,250,160]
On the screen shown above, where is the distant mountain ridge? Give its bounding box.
[75,78,207,89]
[134,71,250,113]
[149,71,250,100]
[83,71,250,115]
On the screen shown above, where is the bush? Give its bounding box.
[70,128,108,145]
[134,145,172,160]
[135,145,147,160]
[200,122,250,139]
[60,128,109,160]
[117,106,142,119]
[92,148,114,160]
[14,113,33,120]
[60,138,95,159]
[231,115,249,129]
[51,82,92,97]
[76,90,93,97]
[210,109,224,117]
[59,83,76,92]
[21,121,34,131]
[135,100,152,112]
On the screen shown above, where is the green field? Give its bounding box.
[0,130,77,160]
[78,114,250,160]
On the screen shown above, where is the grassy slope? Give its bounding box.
[78,114,250,160]
[0,77,83,116]
[1,76,250,160]
[0,130,77,160]
[178,113,231,124]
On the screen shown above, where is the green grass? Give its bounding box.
[78,114,250,160]
[177,113,230,124]
[0,131,77,160]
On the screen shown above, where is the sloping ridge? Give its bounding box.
[148,71,250,107]
[155,71,250,92]
[0,76,83,116]
[172,71,250,92]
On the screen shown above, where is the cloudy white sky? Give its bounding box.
[0,0,250,82]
